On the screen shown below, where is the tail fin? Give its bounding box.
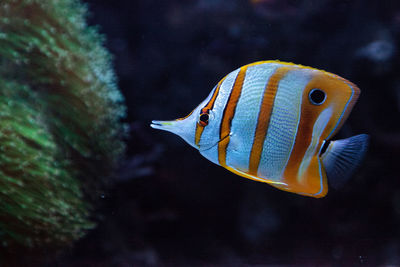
[321,134,369,189]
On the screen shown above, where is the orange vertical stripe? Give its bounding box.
[194,123,204,147]
[218,66,248,166]
[248,67,291,175]
[203,79,225,112]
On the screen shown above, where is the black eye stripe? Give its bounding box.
[199,108,210,126]
[309,89,326,105]
[200,113,209,123]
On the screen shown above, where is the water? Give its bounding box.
[3,0,400,265]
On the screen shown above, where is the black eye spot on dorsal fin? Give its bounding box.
[309,89,326,105]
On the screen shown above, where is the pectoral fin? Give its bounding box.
[321,134,369,189]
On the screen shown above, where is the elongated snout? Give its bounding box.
[150,120,179,133]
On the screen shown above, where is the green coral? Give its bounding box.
[0,0,126,247]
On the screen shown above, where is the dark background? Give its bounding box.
[57,0,400,265]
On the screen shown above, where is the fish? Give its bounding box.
[151,61,369,198]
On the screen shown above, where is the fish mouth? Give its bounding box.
[150,120,176,131]
[199,134,230,152]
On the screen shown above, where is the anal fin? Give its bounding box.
[321,134,369,189]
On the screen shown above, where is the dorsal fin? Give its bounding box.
[321,134,369,189]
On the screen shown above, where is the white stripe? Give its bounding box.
[199,68,240,165]
[297,107,333,181]
[258,68,313,181]
[226,64,280,172]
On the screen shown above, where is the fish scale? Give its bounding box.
[258,68,311,181]
[227,64,278,173]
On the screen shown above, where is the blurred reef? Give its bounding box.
[0,0,125,251]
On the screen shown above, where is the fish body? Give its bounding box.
[151,61,369,198]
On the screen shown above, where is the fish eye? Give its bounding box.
[309,88,326,105]
[199,109,210,126]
